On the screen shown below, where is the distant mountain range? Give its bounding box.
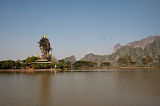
[62,35,160,66]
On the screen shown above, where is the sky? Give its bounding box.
[0,0,160,61]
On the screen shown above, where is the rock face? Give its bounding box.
[63,55,76,64]
[127,35,160,49]
[80,53,110,66]
[38,35,52,61]
[113,43,121,53]
[80,35,160,66]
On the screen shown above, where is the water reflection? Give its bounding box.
[39,73,52,106]
[0,69,160,106]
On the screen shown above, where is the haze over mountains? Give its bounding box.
[63,35,160,66]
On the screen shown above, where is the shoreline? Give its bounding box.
[0,69,58,73]
[0,67,159,73]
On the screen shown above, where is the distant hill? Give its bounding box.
[80,35,160,66]
[62,55,76,64]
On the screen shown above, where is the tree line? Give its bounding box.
[117,55,160,67]
[0,56,54,69]
[0,55,160,69]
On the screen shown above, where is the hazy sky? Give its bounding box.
[0,0,160,60]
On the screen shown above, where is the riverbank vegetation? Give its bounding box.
[0,55,160,70]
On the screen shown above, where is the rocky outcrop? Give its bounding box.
[127,35,160,49]
[80,53,113,66]
[113,43,122,53]
[38,35,52,61]
[63,55,76,64]
[80,35,160,66]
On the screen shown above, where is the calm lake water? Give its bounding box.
[0,69,160,106]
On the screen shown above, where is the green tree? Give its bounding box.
[117,56,132,66]
[101,62,110,67]
[1,60,16,69]
[73,61,97,68]
[157,55,160,63]
[21,63,27,69]
[56,64,64,69]
[57,59,70,69]
[15,60,22,69]
[25,56,39,65]
[0,61,2,68]
[142,56,153,67]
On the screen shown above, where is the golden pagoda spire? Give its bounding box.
[44,34,46,38]
[36,52,38,58]
[30,53,32,57]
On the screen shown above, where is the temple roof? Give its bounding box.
[33,59,52,64]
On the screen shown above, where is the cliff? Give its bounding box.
[63,55,76,64]
[80,35,160,66]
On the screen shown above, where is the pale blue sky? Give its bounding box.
[0,0,160,60]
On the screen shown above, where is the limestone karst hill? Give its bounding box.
[80,35,160,66]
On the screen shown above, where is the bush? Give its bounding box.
[117,56,136,66]
[57,59,71,69]
[101,62,110,67]
[32,63,54,69]
[0,61,1,68]
[56,64,64,69]
[15,61,22,69]
[25,56,39,65]
[73,61,97,68]
[142,56,153,66]
[21,63,27,68]
[0,60,16,69]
